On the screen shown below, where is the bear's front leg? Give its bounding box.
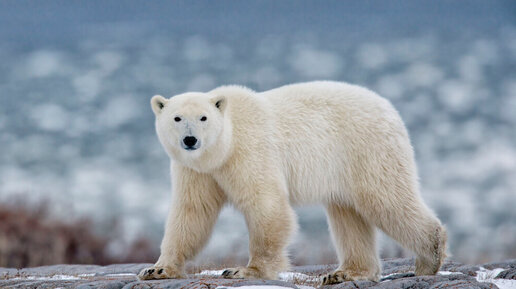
[139,165,226,280]
[222,190,297,280]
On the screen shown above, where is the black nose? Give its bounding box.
[183,136,197,147]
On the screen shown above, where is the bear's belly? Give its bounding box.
[281,150,354,206]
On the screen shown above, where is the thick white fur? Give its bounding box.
[139,81,447,284]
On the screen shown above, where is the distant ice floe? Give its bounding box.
[97,95,141,128]
[288,45,342,78]
[30,103,70,132]
[24,50,66,78]
[187,74,217,91]
[356,43,387,70]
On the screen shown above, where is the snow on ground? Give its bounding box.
[104,273,137,277]
[6,267,516,289]
[216,285,298,289]
[437,271,464,276]
[476,267,516,289]
[197,270,319,284]
[278,271,319,283]
[10,275,81,281]
[197,269,226,276]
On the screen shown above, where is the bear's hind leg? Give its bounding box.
[359,195,447,276]
[322,205,381,285]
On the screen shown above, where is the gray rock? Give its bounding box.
[228,279,298,288]
[496,268,516,279]
[77,280,134,289]
[482,259,516,270]
[381,258,415,276]
[19,264,102,276]
[1,258,513,289]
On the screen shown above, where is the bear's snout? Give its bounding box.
[182,136,198,150]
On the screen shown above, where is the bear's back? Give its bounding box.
[259,81,409,204]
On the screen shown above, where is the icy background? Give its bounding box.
[0,1,515,264]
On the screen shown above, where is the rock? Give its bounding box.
[481,260,516,270]
[496,268,516,280]
[1,258,515,289]
[325,272,498,289]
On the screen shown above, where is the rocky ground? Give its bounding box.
[1,258,515,289]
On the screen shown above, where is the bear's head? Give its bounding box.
[151,92,231,171]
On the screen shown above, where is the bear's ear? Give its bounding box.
[151,95,167,115]
[211,95,227,113]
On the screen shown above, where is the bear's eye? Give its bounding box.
[174,117,181,122]
[200,116,207,122]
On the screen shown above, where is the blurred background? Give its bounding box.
[0,1,515,268]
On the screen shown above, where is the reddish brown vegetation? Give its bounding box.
[0,202,158,268]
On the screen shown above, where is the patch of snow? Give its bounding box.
[104,273,137,277]
[476,267,516,289]
[12,274,80,281]
[215,285,298,289]
[438,271,463,275]
[198,270,318,283]
[78,273,96,277]
[278,271,319,283]
[197,269,225,276]
[381,272,396,278]
[198,270,319,285]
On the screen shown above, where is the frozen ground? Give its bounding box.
[1,258,515,288]
[0,1,515,264]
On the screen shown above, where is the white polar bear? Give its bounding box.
[138,81,447,285]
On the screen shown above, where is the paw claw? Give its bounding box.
[221,267,247,279]
[321,271,348,285]
[138,266,183,280]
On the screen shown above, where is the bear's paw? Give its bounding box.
[221,267,264,279]
[138,266,185,280]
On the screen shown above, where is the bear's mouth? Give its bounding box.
[184,147,198,151]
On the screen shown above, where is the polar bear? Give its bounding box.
[138,81,447,285]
